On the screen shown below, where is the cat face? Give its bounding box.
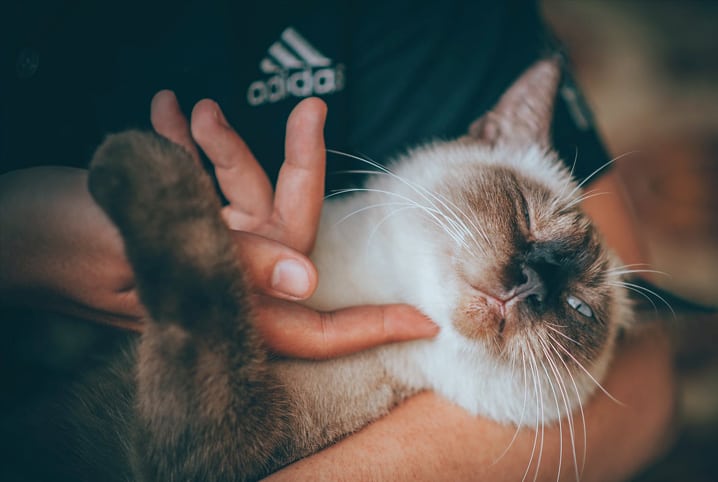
[390,139,628,371]
[386,59,630,385]
[444,155,622,367]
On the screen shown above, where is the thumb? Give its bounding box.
[232,231,318,301]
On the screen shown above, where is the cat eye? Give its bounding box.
[567,295,593,318]
[519,191,531,229]
[523,207,531,229]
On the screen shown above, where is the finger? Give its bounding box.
[191,99,274,225]
[255,301,439,359]
[232,231,317,300]
[273,97,327,253]
[150,90,200,160]
[41,291,146,333]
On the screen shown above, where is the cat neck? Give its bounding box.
[307,192,444,311]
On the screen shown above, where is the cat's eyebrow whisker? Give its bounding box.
[552,151,638,212]
[574,151,637,192]
[569,146,579,180]
[560,190,610,212]
[552,147,580,211]
[546,333,624,406]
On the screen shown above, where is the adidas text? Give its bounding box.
[247,65,345,106]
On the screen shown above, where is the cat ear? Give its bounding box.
[468,58,561,148]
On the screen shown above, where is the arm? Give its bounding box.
[0,94,436,357]
[264,168,675,479]
[0,166,143,330]
[265,326,674,481]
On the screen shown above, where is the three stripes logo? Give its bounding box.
[247,27,345,107]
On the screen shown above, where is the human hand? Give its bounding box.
[149,91,438,358]
[0,94,437,352]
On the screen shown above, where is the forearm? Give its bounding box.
[1,167,86,296]
[265,327,675,481]
[0,167,142,327]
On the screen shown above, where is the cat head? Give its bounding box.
[385,59,631,400]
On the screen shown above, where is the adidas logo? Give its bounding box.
[247,27,345,107]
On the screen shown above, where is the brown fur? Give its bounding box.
[88,132,296,480]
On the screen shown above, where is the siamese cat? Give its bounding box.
[71,59,630,481]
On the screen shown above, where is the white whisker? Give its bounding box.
[536,338,563,482]
[331,201,414,226]
[553,151,638,211]
[328,186,472,251]
[606,268,671,278]
[545,325,583,347]
[522,347,542,482]
[546,335,587,479]
[539,334,581,482]
[561,190,610,212]
[609,281,676,318]
[327,149,489,257]
[494,348,530,465]
[546,333,624,406]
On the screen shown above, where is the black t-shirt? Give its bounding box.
[1,0,608,191]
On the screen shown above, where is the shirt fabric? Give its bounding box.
[1,0,608,191]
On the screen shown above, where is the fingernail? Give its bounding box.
[271,259,310,298]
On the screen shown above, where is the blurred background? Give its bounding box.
[543,1,718,480]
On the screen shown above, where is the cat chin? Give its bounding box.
[399,326,611,426]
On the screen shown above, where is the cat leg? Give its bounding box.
[89,131,290,481]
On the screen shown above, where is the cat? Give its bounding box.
[68,58,631,481]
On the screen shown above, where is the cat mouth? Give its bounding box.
[450,283,551,354]
[453,294,524,342]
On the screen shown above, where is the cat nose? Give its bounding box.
[512,265,547,308]
[524,241,565,288]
